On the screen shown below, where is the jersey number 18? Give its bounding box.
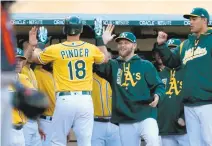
[68,60,86,80]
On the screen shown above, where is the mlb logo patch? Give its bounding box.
[162,78,167,86]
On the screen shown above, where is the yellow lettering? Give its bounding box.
[120,63,140,87]
[136,73,141,80]
[166,77,181,95]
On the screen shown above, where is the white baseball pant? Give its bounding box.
[161,134,190,146]
[91,121,121,146]
[51,92,94,146]
[184,104,212,146]
[9,128,25,146]
[23,120,42,146]
[119,118,160,146]
[39,116,53,146]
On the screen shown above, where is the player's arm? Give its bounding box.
[94,18,116,63]
[93,60,112,82]
[144,61,166,105]
[154,31,182,68]
[27,26,55,65]
[97,46,109,63]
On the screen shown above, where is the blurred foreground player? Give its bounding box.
[1,2,49,146]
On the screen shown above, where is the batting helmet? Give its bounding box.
[63,16,83,36]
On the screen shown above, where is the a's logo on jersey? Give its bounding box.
[166,70,183,96]
[183,47,207,64]
[116,63,141,87]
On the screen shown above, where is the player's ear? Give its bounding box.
[133,43,137,51]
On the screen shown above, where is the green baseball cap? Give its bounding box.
[167,38,181,48]
[115,32,136,43]
[183,7,210,21]
[16,48,26,60]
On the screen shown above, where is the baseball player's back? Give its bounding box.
[39,40,104,92]
[28,16,109,146]
[37,40,105,146]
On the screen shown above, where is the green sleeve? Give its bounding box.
[93,60,112,82]
[178,103,185,121]
[153,43,182,68]
[145,62,166,101]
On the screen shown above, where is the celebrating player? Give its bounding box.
[94,29,165,145]
[154,7,212,146]
[153,38,190,146]
[27,16,111,146]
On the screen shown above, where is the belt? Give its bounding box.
[94,116,111,122]
[13,124,23,130]
[40,115,52,121]
[58,91,91,96]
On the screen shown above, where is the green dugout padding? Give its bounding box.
[11,13,212,26]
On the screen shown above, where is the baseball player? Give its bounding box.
[21,41,38,88]
[26,16,111,146]
[20,41,42,146]
[31,26,55,146]
[9,48,35,146]
[1,2,17,145]
[34,64,55,146]
[91,51,121,146]
[1,2,48,146]
[155,7,212,146]
[153,39,189,146]
[94,31,165,146]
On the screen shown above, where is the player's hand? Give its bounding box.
[102,24,116,45]
[38,127,46,141]
[37,26,48,45]
[178,118,186,126]
[29,26,38,46]
[149,94,159,107]
[157,31,168,45]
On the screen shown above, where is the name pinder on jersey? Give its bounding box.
[60,48,89,59]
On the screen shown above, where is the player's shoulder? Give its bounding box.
[34,65,43,73]
[83,42,98,49]
[43,43,61,52]
[140,59,155,67]
[18,73,35,89]
[18,73,30,82]
[21,66,28,72]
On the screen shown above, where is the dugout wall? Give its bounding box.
[11,1,212,60]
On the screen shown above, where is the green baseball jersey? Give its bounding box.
[154,29,212,106]
[94,55,165,124]
[158,67,186,135]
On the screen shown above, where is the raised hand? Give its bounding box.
[29,26,38,46]
[157,31,168,45]
[102,24,116,45]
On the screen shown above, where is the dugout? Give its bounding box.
[11,1,212,61]
[13,13,212,61]
[10,1,212,146]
